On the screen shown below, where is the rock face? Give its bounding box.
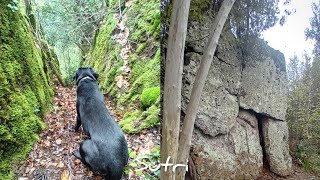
[84,0,160,134]
[240,53,288,120]
[190,110,263,179]
[262,118,292,176]
[0,1,59,178]
[182,14,292,179]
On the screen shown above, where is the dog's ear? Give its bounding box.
[93,72,99,80]
[74,70,79,81]
[90,68,99,80]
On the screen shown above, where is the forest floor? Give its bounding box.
[258,165,319,180]
[14,82,160,180]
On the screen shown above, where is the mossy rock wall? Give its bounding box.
[0,1,57,178]
[84,0,160,134]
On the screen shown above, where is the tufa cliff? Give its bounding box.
[0,0,60,179]
[83,0,160,134]
[179,8,292,180]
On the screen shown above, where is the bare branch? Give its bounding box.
[175,0,236,179]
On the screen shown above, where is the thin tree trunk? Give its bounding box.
[175,0,236,179]
[160,0,191,179]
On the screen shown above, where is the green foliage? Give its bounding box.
[230,0,293,38]
[140,87,160,109]
[0,1,54,178]
[54,42,81,86]
[287,54,320,175]
[305,2,320,56]
[33,0,107,81]
[125,146,160,179]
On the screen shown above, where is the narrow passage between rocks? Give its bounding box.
[15,82,160,180]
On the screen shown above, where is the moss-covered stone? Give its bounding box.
[118,49,160,105]
[119,98,160,134]
[84,0,160,134]
[0,1,56,178]
[140,99,160,129]
[127,0,160,41]
[140,87,160,109]
[119,110,143,134]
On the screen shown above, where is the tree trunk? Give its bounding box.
[175,0,236,179]
[160,0,191,179]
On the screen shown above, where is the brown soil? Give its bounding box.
[258,165,319,180]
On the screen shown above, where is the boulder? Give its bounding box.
[262,118,292,176]
[181,14,292,178]
[190,110,263,179]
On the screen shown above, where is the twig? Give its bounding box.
[66,115,73,179]
[119,0,122,17]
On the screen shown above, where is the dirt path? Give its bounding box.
[14,82,160,180]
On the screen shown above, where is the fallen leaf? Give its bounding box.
[60,170,70,180]
[75,159,81,165]
[56,138,62,145]
[57,161,64,168]
[40,160,46,166]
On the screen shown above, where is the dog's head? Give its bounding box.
[74,67,99,85]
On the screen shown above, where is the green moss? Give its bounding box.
[119,49,160,104]
[108,0,125,10]
[140,100,160,129]
[40,40,62,84]
[84,12,123,94]
[119,97,160,134]
[102,46,123,93]
[85,13,118,71]
[119,110,143,134]
[140,87,160,109]
[189,0,211,20]
[136,42,147,54]
[86,0,160,134]
[0,1,54,178]
[127,0,160,42]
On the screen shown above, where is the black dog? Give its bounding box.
[73,67,128,180]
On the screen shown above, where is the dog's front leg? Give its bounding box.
[75,99,82,131]
[73,149,83,160]
[75,111,81,131]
